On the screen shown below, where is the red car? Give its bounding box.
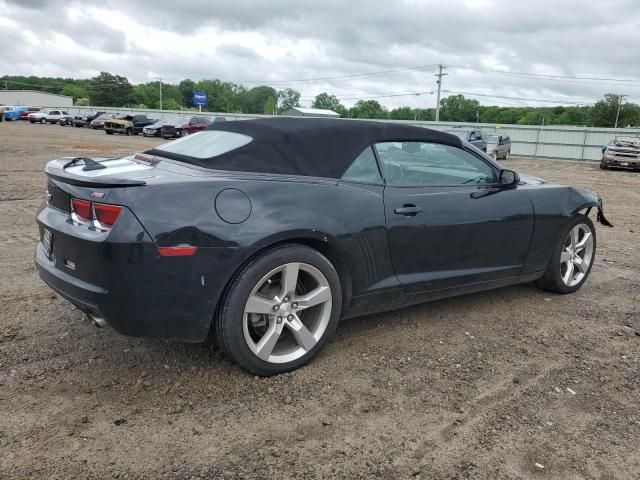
[161,115,213,139]
[20,107,41,120]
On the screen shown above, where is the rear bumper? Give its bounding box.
[35,203,242,342]
[36,243,106,317]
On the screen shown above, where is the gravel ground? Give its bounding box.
[0,121,639,479]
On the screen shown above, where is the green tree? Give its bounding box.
[75,97,90,106]
[178,79,195,107]
[278,88,301,112]
[389,106,416,120]
[311,92,343,112]
[350,100,387,119]
[439,95,480,122]
[163,98,181,110]
[264,96,277,115]
[88,72,133,107]
[591,93,640,127]
[244,85,278,113]
[61,83,88,102]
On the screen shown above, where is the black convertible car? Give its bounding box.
[35,118,611,375]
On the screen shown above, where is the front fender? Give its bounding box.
[569,187,613,227]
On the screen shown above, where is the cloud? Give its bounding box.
[1,0,639,108]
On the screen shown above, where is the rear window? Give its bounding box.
[155,131,252,160]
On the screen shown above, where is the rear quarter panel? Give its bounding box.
[106,173,396,311]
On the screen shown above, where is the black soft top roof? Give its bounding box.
[147,117,463,178]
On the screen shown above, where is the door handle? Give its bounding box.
[394,204,423,216]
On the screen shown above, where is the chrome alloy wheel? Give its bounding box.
[560,224,594,287]
[243,262,333,364]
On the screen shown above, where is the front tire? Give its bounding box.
[538,214,596,294]
[216,245,342,376]
[40,118,46,124]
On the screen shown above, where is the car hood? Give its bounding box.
[518,172,546,185]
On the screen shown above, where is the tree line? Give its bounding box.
[2,72,639,127]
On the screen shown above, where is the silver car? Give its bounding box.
[486,133,511,160]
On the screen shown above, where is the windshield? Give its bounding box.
[486,134,499,144]
[446,130,469,140]
[155,130,252,160]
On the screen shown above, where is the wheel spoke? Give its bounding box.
[562,261,574,284]
[575,232,592,252]
[287,315,317,351]
[280,263,300,298]
[570,227,578,249]
[574,256,587,273]
[245,295,277,315]
[255,321,284,360]
[560,250,572,263]
[296,286,331,311]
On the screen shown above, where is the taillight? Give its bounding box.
[71,199,91,222]
[70,198,122,229]
[93,203,122,228]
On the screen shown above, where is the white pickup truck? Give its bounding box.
[28,110,69,124]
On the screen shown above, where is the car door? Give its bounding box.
[377,141,534,293]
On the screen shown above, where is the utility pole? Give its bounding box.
[434,64,447,122]
[158,77,163,111]
[614,94,627,129]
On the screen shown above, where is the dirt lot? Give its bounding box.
[0,121,639,479]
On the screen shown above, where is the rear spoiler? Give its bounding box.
[44,158,147,187]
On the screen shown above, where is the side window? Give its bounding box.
[375,142,495,186]
[341,146,382,184]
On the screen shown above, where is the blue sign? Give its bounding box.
[193,91,207,106]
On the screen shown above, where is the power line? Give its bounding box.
[444,90,593,106]
[449,65,640,86]
[227,64,440,85]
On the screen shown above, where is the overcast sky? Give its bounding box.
[2,0,640,109]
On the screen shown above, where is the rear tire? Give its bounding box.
[538,214,596,294]
[216,245,342,376]
[40,118,46,124]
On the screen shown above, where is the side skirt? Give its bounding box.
[341,271,544,320]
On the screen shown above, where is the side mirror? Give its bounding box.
[499,169,519,186]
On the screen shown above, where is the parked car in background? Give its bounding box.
[105,114,156,135]
[444,128,487,152]
[142,117,184,138]
[73,111,106,128]
[58,114,74,126]
[601,136,640,170]
[35,118,612,375]
[161,115,212,139]
[486,133,511,159]
[20,107,41,120]
[3,106,28,121]
[28,110,69,124]
[90,113,117,129]
[0,106,4,122]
